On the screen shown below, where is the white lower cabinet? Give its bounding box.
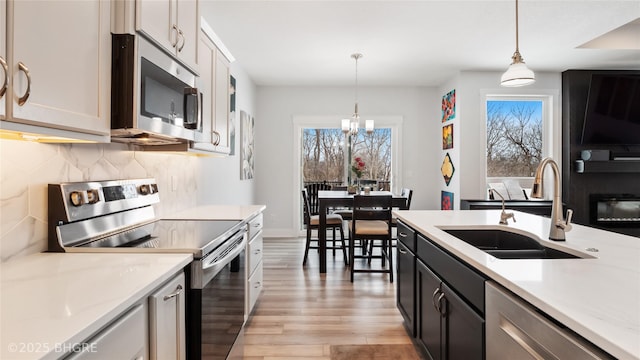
[148,272,186,360]
[64,271,186,360]
[64,303,147,360]
[246,213,264,317]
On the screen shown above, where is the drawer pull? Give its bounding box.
[254,281,261,289]
[398,247,407,254]
[163,284,183,301]
[399,232,407,238]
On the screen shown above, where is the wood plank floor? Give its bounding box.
[237,237,424,360]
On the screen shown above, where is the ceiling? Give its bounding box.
[200,1,640,87]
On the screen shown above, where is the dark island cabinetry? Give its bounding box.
[397,220,486,360]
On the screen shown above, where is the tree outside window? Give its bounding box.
[303,128,391,186]
[486,100,543,178]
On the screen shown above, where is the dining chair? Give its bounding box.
[348,194,393,282]
[304,182,333,216]
[301,189,348,266]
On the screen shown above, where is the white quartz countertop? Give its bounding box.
[0,252,192,360]
[394,210,640,360]
[164,204,266,221]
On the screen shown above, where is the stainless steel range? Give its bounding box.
[48,178,247,359]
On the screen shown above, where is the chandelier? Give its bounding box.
[342,53,374,135]
[500,0,535,87]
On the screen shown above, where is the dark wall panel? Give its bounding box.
[561,70,640,237]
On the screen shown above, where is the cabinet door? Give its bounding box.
[137,0,176,55]
[442,283,484,360]
[149,272,186,360]
[213,48,230,153]
[396,240,415,336]
[176,0,198,71]
[66,304,147,360]
[197,31,214,146]
[10,0,110,136]
[416,259,443,360]
[0,0,6,120]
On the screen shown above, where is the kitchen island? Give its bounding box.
[394,210,639,360]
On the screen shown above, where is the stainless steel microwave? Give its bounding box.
[111,34,203,145]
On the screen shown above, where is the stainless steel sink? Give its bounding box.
[442,229,581,259]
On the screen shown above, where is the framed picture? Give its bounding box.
[240,110,254,180]
[442,124,453,149]
[441,153,455,186]
[442,89,456,122]
[441,191,454,210]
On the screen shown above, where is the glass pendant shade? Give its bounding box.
[501,58,535,87]
[500,0,535,87]
[365,120,374,134]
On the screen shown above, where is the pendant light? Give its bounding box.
[500,0,535,87]
[342,53,374,135]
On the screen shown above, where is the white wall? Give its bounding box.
[254,86,441,237]
[197,62,258,205]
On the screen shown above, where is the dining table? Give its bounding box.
[317,190,408,273]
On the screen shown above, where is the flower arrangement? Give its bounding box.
[351,157,366,179]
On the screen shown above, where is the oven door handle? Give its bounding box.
[202,230,247,270]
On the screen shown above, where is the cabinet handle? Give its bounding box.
[431,288,441,311]
[177,29,186,52]
[254,281,261,288]
[399,232,407,238]
[212,130,220,145]
[397,247,407,254]
[0,57,7,99]
[171,24,179,48]
[17,62,31,106]
[436,292,446,316]
[163,284,183,301]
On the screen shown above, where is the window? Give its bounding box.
[485,97,546,198]
[302,127,392,189]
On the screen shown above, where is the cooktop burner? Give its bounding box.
[79,220,243,258]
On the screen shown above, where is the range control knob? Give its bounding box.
[86,189,100,204]
[69,191,84,206]
[139,184,151,195]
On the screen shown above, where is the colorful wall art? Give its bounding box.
[441,191,454,210]
[441,89,456,122]
[441,153,455,186]
[442,124,453,149]
[240,110,255,180]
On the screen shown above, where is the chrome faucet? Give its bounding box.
[489,189,516,225]
[531,157,573,241]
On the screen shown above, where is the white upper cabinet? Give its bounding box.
[137,0,199,73]
[213,47,230,153]
[0,0,6,120]
[1,0,111,141]
[191,19,231,154]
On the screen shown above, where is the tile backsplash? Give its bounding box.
[0,140,198,262]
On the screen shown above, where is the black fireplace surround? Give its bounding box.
[562,70,640,238]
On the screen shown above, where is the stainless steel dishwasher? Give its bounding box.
[485,281,614,359]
